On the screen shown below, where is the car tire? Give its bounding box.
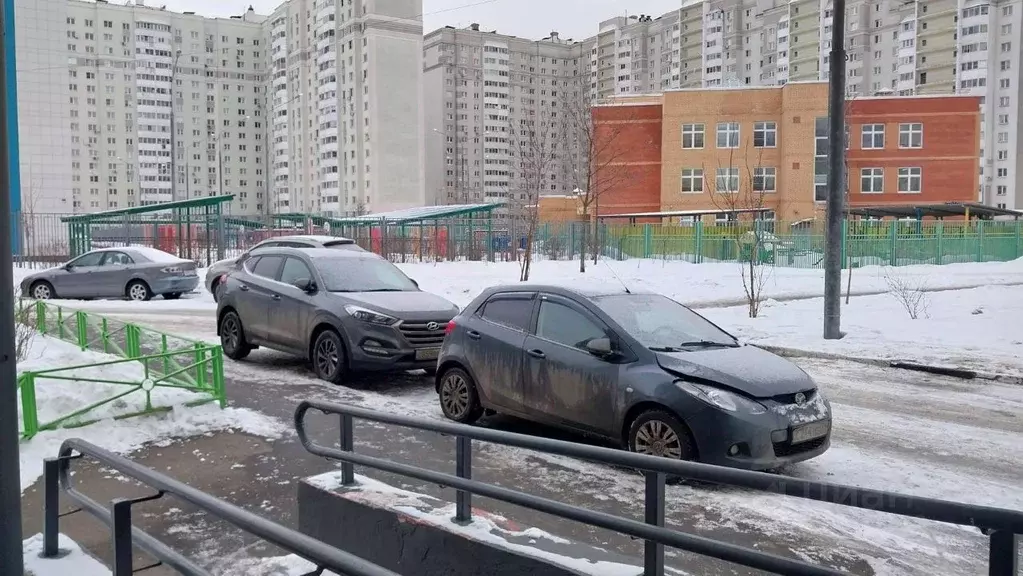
[30,281,55,300]
[164,292,182,300]
[126,280,152,302]
[219,310,252,360]
[627,410,697,480]
[312,329,347,385]
[438,367,483,424]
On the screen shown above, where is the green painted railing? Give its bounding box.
[16,300,225,439]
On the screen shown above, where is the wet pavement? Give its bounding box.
[19,309,1023,576]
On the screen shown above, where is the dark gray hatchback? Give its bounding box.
[216,247,459,384]
[436,285,831,471]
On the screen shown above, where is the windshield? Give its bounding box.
[591,294,737,350]
[312,256,418,292]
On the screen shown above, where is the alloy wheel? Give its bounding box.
[634,420,684,459]
[129,283,148,301]
[32,284,51,299]
[316,337,340,378]
[440,373,470,419]
[221,315,239,351]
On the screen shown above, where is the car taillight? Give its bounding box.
[161,266,182,273]
[445,320,457,335]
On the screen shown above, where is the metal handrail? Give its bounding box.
[40,438,400,576]
[295,399,1022,576]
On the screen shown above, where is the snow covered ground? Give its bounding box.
[703,283,1023,375]
[23,534,110,576]
[16,336,287,491]
[16,257,1023,312]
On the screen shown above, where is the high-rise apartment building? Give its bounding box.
[422,25,589,216]
[267,0,424,216]
[14,0,424,218]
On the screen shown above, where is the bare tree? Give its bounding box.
[702,140,772,318]
[510,106,560,281]
[883,268,930,319]
[563,95,643,273]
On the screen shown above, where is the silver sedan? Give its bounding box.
[20,247,200,301]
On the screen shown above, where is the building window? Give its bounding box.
[860,168,884,193]
[897,167,921,193]
[814,117,828,201]
[716,122,740,148]
[681,123,704,148]
[753,121,777,147]
[861,124,885,149]
[996,185,1007,196]
[681,168,703,193]
[715,167,740,192]
[752,167,776,192]
[898,123,923,148]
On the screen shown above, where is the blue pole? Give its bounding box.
[4,0,18,255]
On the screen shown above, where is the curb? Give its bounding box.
[758,345,1023,385]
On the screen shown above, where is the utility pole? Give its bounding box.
[0,0,24,571]
[823,0,847,340]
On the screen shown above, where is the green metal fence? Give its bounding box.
[539,219,1023,268]
[13,210,1023,268]
[16,300,225,439]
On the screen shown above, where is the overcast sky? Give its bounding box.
[145,0,685,40]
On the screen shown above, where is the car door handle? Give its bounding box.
[466,330,481,340]
[527,349,546,359]
[271,294,281,301]
[239,285,249,291]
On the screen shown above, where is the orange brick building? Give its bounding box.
[590,83,981,223]
[590,100,662,216]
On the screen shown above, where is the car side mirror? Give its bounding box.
[292,278,316,293]
[585,337,614,358]
[63,264,75,271]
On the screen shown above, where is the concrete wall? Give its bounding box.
[298,473,644,576]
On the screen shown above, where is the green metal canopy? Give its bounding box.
[330,202,505,226]
[60,195,236,223]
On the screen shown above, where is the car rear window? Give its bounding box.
[480,297,533,332]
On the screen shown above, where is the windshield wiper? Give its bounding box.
[648,346,683,352]
[360,288,405,292]
[677,340,739,348]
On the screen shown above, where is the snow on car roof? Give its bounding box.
[123,246,190,263]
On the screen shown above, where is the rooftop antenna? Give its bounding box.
[601,259,632,294]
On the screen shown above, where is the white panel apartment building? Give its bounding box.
[56,1,267,214]
[579,0,1023,208]
[422,25,589,214]
[266,0,424,216]
[15,0,423,218]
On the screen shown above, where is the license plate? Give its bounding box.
[184,269,197,276]
[415,348,440,361]
[791,420,830,444]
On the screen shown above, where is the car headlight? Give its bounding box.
[343,304,398,326]
[677,381,766,414]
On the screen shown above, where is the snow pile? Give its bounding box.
[129,246,192,264]
[17,336,287,491]
[703,284,1023,375]
[23,533,110,576]
[402,258,1023,309]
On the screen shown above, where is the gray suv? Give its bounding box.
[216,247,459,384]
[206,235,363,301]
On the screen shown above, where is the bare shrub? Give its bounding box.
[14,292,36,362]
[883,269,930,320]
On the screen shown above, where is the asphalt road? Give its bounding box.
[20,308,1023,576]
